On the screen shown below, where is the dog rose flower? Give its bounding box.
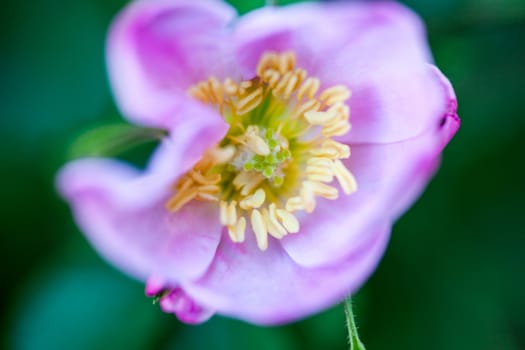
[57,0,459,325]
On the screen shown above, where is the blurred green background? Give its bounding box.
[1,0,524,349]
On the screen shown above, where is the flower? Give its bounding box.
[57,0,459,325]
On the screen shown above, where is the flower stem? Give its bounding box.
[344,296,367,350]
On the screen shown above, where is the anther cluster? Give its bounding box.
[166,52,357,251]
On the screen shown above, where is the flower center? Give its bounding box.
[166,52,357,250]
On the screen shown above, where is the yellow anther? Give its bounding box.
[262,69,281,87]
[307,157,332,168]
[228,216,246,243]
[190,171,221,185]
[327,101,350,120]
[278,51,296,73]
[294,99,321,119]
[246,133,271,156]
[310,147,339,159]
[241,175,265,196]
[196,192,219,201]
[285,196,305,212]
[233,171,265,196]
[333,159,357,195]
[319,85,351,106]
[320,139,351,159]
[207,77,223,104]
[306,165,334,182]
[223,78,238,95]
[196,184,219,193]
[240,81,253,89]
[174,176,193,191]
[235,216,247,242]
[209,145,236,164]
[275,209,300,233]
[262,207,287,239]
[251,209,268,250]
[227,201,238,226]
[274,71,300,99]
[166,187,198,212]
[299,186,316,213]
[188,85,208,102]
[240,188,266,210]
[304,110,339,126]
[303,180,339,200]
[322,120,351,137]
[233,171,251,189]
[257,52,279,76]
[220,201,228,225]
[236,87,263,115]
[297,77,320,101]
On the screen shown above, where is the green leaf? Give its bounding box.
[68,123,167,160]
[344,297,367,350]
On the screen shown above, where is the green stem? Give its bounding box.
[344,296,367,350]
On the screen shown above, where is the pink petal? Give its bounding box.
[159,287,215,324]
[107,0,237,127]
[234,2,443,143]
[181,225,389,325]
[57,98,228,281]
[281,99,459,267]
[59,98,228,212]
[58,159,223,282]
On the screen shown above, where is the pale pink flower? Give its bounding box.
[57,0,459,325]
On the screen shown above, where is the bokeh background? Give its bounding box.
[1,0,524,349]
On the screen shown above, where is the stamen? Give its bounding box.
[303,180,339,200]
[304,110,338,126]
[278,51,296,73]
[209,146,236,164]
[319,139,351,159]
[265,204,288,238]
[306,164,334,182]
[223,78,238,95]
[319,85,351,106]
[332,159,358,194]
[294,99,321,119]
[207,77,223,104]
[236,87,263,115]
[322,120,351,137]
[190,171,220,185]
[285,196,305,212]
[166,187,198,212]
[299,185,317,213]
[220,201,228,225]
[235,216,247,242]
[274,71,300,99]
[228,216,246,242]
[275,209,300,233]
[245,127,271,156]
[251,209,268,250]
[262,208,284,239]
[297,77,320,101]
[257,52,279,76]
[262,69,281,87]
[228,201,238,227]
[172,51,357,251]
[239,188,266,210]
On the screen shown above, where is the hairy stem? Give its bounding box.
[344,296,366,350]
